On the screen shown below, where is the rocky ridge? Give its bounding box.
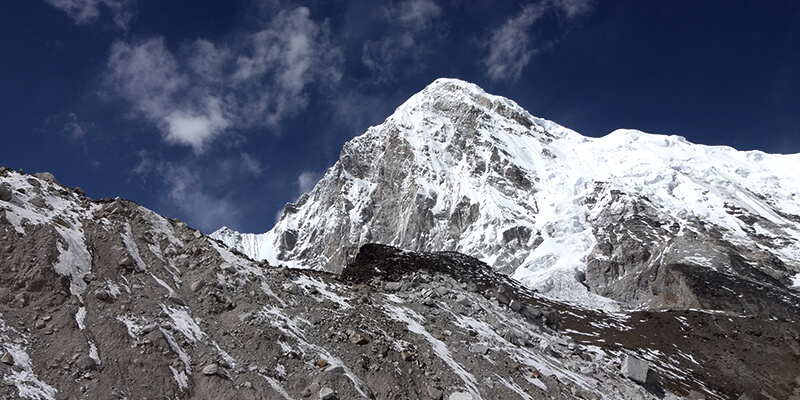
[214,78,800,316]
[4,168,797,399]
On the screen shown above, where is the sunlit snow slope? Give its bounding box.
[214,78,800,309]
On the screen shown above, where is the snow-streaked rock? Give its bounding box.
[1,168,796,399]
[213,78,800,311]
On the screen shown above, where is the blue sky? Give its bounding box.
[2,1,799,234]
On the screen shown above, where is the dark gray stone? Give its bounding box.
[0,184,11,202]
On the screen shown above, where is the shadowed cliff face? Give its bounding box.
[584,183,800,320]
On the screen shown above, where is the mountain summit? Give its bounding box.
[214,78,800,314]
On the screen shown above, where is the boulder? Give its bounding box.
[688,390,706,400]
[202,363,219,376]
[0,184,11,202]
[621,354,648,384]
[1,351,14,366]
[469,344,489,355]
[495,288,511,305]
[190,280,205,292]
[33,172,59,184]
[283,283,300,295]
[168,292,186,306]
[427,387,444,400]
[118,256,135,272]
[520,305,543,321]
[319,387,337,400]
[95,289,114,303]
[346,329,370,345]
[77,355,98,371]
[220,262,236,273]
[384,282,402,291]
[448,392,475,400]
[29,196,47,208]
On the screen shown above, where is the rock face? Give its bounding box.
[213,78,800,315]
[0,168,799,399]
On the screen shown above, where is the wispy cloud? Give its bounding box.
[131,153,251,233]
[160,163,241,233]
[482,4,546,82]
[361,0,443,83]
[103,6,343,153]
[552,0,593,19]
[230,7,343,128]
[482,0,593,82]
[391,0,442,30]
[43,112,95,140]
[297,170,322,195]
[44,0,137,30]
[240,153,263,175]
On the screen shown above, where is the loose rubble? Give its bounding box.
[0,168,799,399]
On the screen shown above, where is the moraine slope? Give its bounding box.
[8,167,785,399]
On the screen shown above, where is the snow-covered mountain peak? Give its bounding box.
[214,78,800,313]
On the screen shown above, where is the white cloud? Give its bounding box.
[240,153,263,175]
[161,164,240,233]
[105,38,187,120]
[105,38,229,153]
[552,0,593,18]
[131,157,241,233]
[44,112,94,140]
[362,34,417,83]
[482,4,545,82]
[361,0,442,83]
[62,113,95,139]
[44,0,137,30]
[103,6,342,152]
[297,171,321,194]
[482,0,593,82]
[231,6,343,127]
[164,98,230,152]
[185,39,231,84]
[392,0,442,30]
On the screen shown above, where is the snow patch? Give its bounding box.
[213,341,236,369]
[160,328,192,374]
[88,341,100,366]
[382,303,480,398]
[161,304,205,343]
[261,374,295,400]
[121,222,148,273]
[75,307,86,330]
[169,366,189,391]
[294,275,352,309]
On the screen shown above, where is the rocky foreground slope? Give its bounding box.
[214,78,800,316]
[1,168,799,399]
